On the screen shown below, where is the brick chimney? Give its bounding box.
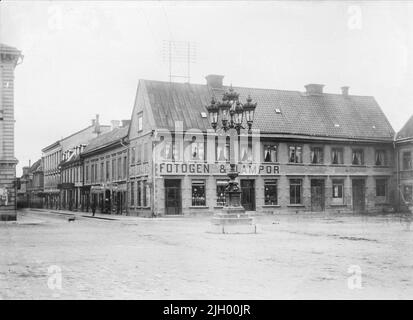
[305,84,324,96]
[111,120,120,130]
[205,74,224,89]
[341,86,350,97]
[121,119,131,127]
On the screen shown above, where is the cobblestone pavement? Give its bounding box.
[1,209,413,299]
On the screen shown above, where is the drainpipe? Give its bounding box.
[151,130,156,218]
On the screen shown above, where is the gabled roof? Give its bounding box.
[142,79,395,141]
[83,126,129,155]
[396,115,413,140]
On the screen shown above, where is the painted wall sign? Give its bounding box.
[155,162,280,176]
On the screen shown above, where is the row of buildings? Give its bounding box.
[17,74,413,216]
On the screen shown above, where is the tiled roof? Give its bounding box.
[396,115,413,140]
[83,126,129,155]
[143,80,395,141]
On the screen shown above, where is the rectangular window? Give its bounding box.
[106,161,110,181]
[216,138,230,162]
[192,180,206,206]
[86,165,89,182]
[289,146,303,163]
[161,141,173,161]
[352,149,364,165]
[112,159,116,180]
[332,179,344,204]
[240,141,253,162]
[100,162,104,182]
[123,156,127,178]
[190,138,205,161]
[263,144,277,162]
[375,149,387,166]
[289,179,302,204]
[403,151,412,170]
[137,180,142,207]
[403,185,413,202]
[216,180,228,206]
[376,179,387,197]
[310,147,324,164]
[137,144,142,163]
[117,158,122,179]
[142,180,147,207]
[90,164,95,183]
[264,180,278,205]
[131,147,136,164]
[331,148,344,165]
[137,113,143,132]
[130,181,135,206]
[143,142,149,162]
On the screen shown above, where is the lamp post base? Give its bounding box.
[209,206,257,234]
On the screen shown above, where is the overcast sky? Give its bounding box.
[1,0,412,173]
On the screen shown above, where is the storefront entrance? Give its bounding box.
[241,179,255,211]
[311,179,325,212]
[165,179,182,215]
[352,179,366,212]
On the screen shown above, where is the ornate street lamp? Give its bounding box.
[206,86,257,233]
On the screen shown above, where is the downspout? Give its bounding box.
[120,137,129,215]
[151,130,156,218]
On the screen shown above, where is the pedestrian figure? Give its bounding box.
[91,200,96,216]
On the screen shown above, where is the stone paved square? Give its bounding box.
[1,210,412,299]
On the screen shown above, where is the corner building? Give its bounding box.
[128,75,395,216]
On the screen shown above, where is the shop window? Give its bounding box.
[264,180,278,205]
[289,146,303,163]
[375,149,387,166]
[376,179,387,197]
[403,185,413,203]
[331,148,344,164]
[403,151,412,170]
[192,180,206,206]
[216,180,228,206]
[310,147,324,164]
[289,179,302,204]
[332,179,344,204]
[264,144,277,163]
[352,149,364,165]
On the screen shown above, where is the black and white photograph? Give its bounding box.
[1,0,413,302]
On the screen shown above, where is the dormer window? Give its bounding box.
[137,112,143,132]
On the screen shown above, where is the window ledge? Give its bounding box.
[189,206,209,209]
[287,163,305,165]
[287,204,305,207]
[262,205,280,208]
[351,165,367,167]
[308,163,324,166]
[214,206,224,209]
[330,204,347,207]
